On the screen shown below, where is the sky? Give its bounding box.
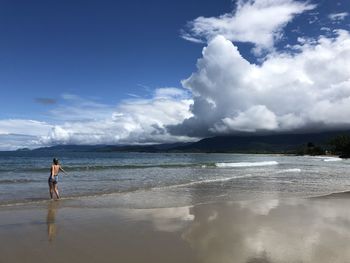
[1,0,350,150]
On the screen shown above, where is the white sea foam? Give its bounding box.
[312,156,342,162]
[323,157,342,162]
[215,161,278,168]
[157,174,255,190]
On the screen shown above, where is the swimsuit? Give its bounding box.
[48,174,58,184]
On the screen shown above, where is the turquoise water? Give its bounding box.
[0,151,350,206]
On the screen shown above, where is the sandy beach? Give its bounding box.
[1,192,350,263]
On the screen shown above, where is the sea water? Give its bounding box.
[0,151,349,207]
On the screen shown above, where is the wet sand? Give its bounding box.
[1,194,350,263]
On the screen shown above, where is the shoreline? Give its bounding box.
[2,186,350,208]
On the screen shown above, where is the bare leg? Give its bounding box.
[53,184,60,199]
[49,182,54,199]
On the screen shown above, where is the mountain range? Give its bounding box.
[25,130,350,154]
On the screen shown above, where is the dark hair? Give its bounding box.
[53,158,59,165]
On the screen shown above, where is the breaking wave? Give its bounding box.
[323,157,342,162]
[160,174,255,189]
[215,161,279,168]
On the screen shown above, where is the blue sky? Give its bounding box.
[1,0,350,149]
[0,0,230,120]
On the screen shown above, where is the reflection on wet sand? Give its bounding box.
[46,201,59,242]
[179,198,350,263]
[119,206,194,232]
[2,195,350,263]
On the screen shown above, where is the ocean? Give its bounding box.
[0,151,349,207]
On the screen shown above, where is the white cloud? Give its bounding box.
[39,88,194,146]
[171,30,350,136]
[329,12,348,21]
[50,94,115,122]
[154,87,189,99]
[214,105,278,133]
[0,120,52,150]
[181,0,316,52]
[0,88,194,150]
[320,27,331,32]
[0,119,52,136]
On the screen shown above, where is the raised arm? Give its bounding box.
[59,166,67,175]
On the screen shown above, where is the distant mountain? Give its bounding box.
[32,145,104,152]
[32,142,192,153]
[30,130,350,154]
[172,131,350,153]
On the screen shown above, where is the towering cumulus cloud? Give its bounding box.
[170,30,350,137]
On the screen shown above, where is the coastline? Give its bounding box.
[1,193,350,263]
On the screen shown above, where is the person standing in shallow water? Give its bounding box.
[48,158,67,200]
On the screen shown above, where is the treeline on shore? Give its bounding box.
[297,134,350,157]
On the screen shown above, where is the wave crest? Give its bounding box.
[215,161,278,168]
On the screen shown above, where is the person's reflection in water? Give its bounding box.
[46,201,59,242]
